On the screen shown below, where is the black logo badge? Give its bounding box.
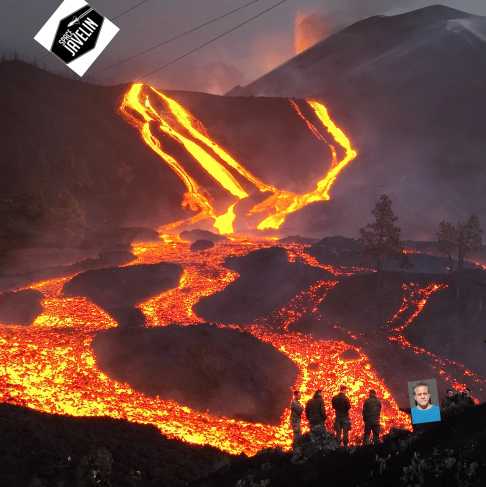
[51,5,104,63]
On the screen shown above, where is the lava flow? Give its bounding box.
[120,84,357,234]
[0,238,410,455]
[387,282,486,393]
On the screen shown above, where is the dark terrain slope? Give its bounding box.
[194,247,331,323]
[0,289,43,324]
[0,403,228,487]
[231,5,486,238]
[62,262,182,327]
[0,60,333,262]
[93,324,298,423]
[195,403,486,487]
[407,269,486,376]
[0,61,184,245]
[307,236,464,273]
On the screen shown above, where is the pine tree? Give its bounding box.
[437,221,457,263]
[359,194,402,272]
[438,215,483,270]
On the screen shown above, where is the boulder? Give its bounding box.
[92,324,298,423]
[63,263,182,327]
[190,240,215,252]
[0,289,43,325]
[195,247,331,324]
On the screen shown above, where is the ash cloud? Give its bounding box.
[294,1,414,49]
[146,61,244,95]
[294,11,332,53]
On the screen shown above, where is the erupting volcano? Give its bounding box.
[1,79,484,460]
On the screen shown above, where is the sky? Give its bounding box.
[2,0,486,93]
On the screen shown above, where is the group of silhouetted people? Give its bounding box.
[290,385,477,449]
[290,386,382,448]
[441,387,475,415]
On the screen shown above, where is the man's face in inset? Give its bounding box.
[414,384,431,409]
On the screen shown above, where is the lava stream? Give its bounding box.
[0,238,409,455]
[120,84,358,234]
[388,282,486,392]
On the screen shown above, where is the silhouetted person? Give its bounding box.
[362,389,381,445]
[441,388,459,415]
[459,388,475,408]
[332,385,351,447]
[305,390,327,437]
[290,390,304,445]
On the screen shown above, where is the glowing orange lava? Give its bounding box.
[120,84,357,234]
[0,238,409,455]
[387,281,486,393]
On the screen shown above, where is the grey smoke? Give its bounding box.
[295,1,486,49]
[3,1,486,93]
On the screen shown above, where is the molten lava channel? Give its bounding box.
[387,282,486,393]
[0,238,412,455]
[120,83,357,235]
[3,84,484,455]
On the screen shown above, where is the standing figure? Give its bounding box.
[332,385,351,447]
[305,390,327,437]
[290,390,304,445]
[441,388,459,415]
[459,388,475,408]
[362,389,381,445]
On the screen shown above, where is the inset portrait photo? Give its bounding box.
[408,378,441,425]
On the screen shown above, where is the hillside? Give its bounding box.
[229,5,486,238]
[0,60,334,266]
[0,403,228,487]
[195,403,486,487]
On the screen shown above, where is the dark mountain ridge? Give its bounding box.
[229,5,486,239]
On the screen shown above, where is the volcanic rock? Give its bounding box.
[308,237,457,274]
[0,289,43,325]
[94,250,135,266]
[308,236,368,268]
[190,239,215,252]
[291,430,340,464]
[317,272,406,330]
[279,235,319,245]
[406,269,486,376]
[92,324,298,423]
[83,227,160,250]
[0,249,136,296]
[196,405,486,487]
[0,403,226,487]
[0,60,186,257]
[180,229,227,243]
[232,191,273,233]
[339,349,360,361]
[62,263,182,327]
[194,247,331,324]
[292,271,452,404]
